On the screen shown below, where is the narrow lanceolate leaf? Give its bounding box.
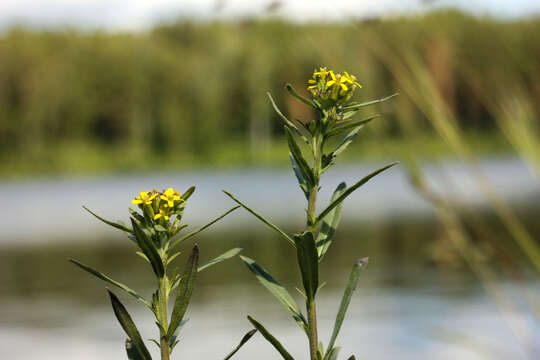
[293,232,319,300]
[316,162,398,223]
[347,356,356,360]
[126,339,147,360]
[267,92,310,144]
[285,83,318,110]
[316,182,346,260]
[290,153,310,200]
[325,115,379,138]
[285,126,315,186]
[223,329,257,360]
[326,258,368,357]
[240,255,308,332]
[107,290,152,360]
[131,218,164,278]
[170,248,244,292]
[198,247,243,271]
[168,206,241,252]
[330,125,363,159]
[223,190,295,246]
[69,259,151,309]
[83,206,133,233]
[324,347,341,360]
[342,93,398,111]
[247,316,295,360]
[168,245,199,338]
[181,186,196,201]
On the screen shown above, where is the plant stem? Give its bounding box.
[159,276,170,360]
[305,132,323,360]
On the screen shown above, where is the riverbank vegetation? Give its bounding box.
[1,10,538,177]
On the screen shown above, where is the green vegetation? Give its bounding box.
[71,187,252,359]
[0,10,538,177]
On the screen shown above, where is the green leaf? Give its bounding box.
[166,251,182,265]
[290,155,311,200]
[285,126,315,187]
[107,290,152,360]
[126,339,148,360]
[240,255,307,332]
[131,218,164,278]
[342,93,398,111]
[267,92,310,144]
[198,247,243,271]
[247,316,295,360]
[223,329,257,360]
[168,245,199,338]
[181,186,196,201]
[316,183,346,260]
[154,225,167,232]
[169,319,188,349]
[325,258,368,357]
[285,83,318,110]
[330,125,362,159]
[83,206,133,233]
[69,259,151,309]
[293,232,319,300]
[326,115,379,138]
[168,206,240,252]
[316,162,398,223]
[347,356,356,360]
[223,191,295,246]
[325,347,341,360]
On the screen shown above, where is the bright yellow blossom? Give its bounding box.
[132,190,158,205]
[160,188,181,207]
[153,207,170,220]
[307,67,362,104]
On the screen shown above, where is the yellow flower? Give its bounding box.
[307,67,362,103]
[153,207,169,221]
[132,190,158,205]
[160,187,181,207]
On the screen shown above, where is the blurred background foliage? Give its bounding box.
[1,10,538,176]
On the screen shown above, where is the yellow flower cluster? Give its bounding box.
[132,188,184,221]
[307,67,362,103]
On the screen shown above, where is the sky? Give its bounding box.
[1,0,539,31]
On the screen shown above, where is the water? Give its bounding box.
[1,157,539,359]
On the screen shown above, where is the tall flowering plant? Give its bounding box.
[224,68,398,360]
[71,187,255,360]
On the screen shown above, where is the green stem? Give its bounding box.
[159,275,170,360]
[306,132,323,360]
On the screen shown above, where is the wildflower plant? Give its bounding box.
[224,68,398,360]
[71,187,255,360]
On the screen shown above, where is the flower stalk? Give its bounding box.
[71,187,255,360]
[227,67,398,360]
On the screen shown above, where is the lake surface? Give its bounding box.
[1,157,539,359]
